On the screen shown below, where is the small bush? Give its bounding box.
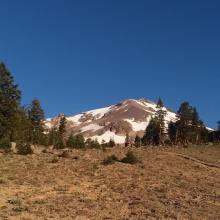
[50,157,59,163]
[120,151,139,164]
[103,154,118,165]
[17,143,33,155]
[58,150,70,158]
[54,139,65,149]
[85,138,100,149]
[67,134,85,149]
[42,149,47,153]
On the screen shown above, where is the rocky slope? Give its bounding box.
[45,99,177,143]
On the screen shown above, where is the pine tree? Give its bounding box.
[191,107,205,144]
[134,135,141,147]
[58,115,67,135]
[175,102,206,145]
[176,102,193,145]
[168,121,177,145]
[156,97,164,108]
[0,63,21,141]
[108,138,115,148]
[125,133,130,147]
[13,107,32,143]
[142,117,160,145]
[155,99,167,145]
[28,99,45,144]
[66,134,85,149]
[28,99,44,124]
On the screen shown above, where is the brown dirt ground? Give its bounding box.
[0,145,219,220]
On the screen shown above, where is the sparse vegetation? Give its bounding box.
[50,157,59,163]
[0,146,219,219]
[120,151,139,164]
[103,154,119,165]
[16,143,33,155]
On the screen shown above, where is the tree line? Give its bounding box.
[0,63,219,152]
[130,98,220,147]
[0,62,115,152]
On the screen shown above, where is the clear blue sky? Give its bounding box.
[0,0,219,128]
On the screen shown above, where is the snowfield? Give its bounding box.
[80,124,104,132]
[90,131,126,144]
[124,118,150,131]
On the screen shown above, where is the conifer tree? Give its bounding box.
[156,97,164,108]
[28,99,45,144]
[191,107,205,144]
[168,121,177,145]
[155,98,167,145]
[0,63,21,142]
[13,107,32,143]
[108,138,115,148]
[66,134,85,149]
[134,135,141,147]
[125,133,130,147]
[142,117,160,145]
[58,115,67,135]
[28,99,44,124]
[176,102,193,145]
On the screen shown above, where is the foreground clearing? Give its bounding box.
[0,146,219,219]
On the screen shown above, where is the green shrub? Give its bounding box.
[17,143,33,155]
[120,151,139,164]
[67,134,85,149]
[85,138,100,149]
[108,139,115,148]
[103,154,118,165]
[54,139,65,149]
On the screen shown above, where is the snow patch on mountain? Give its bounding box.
[124,118,150,131]
[86,105,113,119]
[68,113,84,125]
[90,131,126,144]
[80,124,103,132]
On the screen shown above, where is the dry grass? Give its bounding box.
[0,145,219,219]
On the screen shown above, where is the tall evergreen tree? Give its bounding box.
[58,115,67,135]
[28,99,44,124]
[28,99,45,144]
[125,133,130,147]
[155,99,167,145]
[134,135,141,147]
[175,102,206,145]
[168,121,177,145]
[0,63,21,141]
[176,102,193,145]
[156,97,164,108]
[142,117,160,145]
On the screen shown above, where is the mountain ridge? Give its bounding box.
[45,98,177,143]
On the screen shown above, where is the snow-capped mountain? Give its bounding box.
[45,99,177,144]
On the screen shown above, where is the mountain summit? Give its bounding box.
[45,99,177,143]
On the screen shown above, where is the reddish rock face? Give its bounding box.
[45,99,177,143]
